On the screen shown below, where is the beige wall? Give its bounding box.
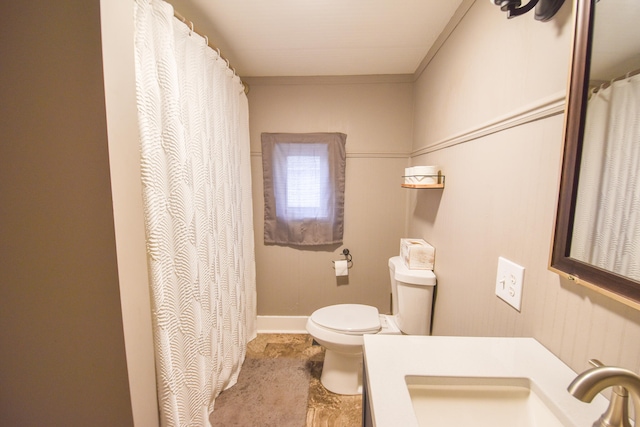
[245,76,413,315]
[100,0,159,425]
[0,1,135,426]
[410,0,640,375]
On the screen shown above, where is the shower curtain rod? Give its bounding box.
[590,66,640,93]
[173,9,249,94]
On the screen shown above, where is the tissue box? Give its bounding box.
[400,238,435,270]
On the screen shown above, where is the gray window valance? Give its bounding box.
[261,132,347,246]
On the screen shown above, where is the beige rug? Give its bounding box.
[210,357,311,427]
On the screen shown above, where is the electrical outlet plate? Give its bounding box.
[495,257,525,311]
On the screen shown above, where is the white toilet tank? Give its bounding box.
[388,256,436,335]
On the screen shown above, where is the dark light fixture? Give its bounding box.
[490,0,565,21]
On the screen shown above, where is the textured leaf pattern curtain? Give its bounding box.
[133,0,257,425]
[571,74,640,281]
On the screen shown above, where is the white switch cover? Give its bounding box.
[495,257,525,311]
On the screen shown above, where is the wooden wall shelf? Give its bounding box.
[401,183,445,189]
[401,175,445,189]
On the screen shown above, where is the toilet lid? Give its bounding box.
[310,304,380,334]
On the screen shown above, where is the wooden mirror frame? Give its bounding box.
[550,0,640,309]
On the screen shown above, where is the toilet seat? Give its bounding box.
[310,304,380,335]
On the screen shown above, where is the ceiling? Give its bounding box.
[590,0,640,81]
[168,0,466,77]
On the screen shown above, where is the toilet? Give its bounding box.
[306,256,436,395]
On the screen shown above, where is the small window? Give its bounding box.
[275,142,330,221]
[262,133,346,246]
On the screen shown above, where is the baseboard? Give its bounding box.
[257,315,309,333]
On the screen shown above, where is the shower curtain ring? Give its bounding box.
[189,20,194,35]
[204,35,208,46]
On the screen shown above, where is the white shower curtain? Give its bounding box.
[571,74,640,281]
[133,0,257,425]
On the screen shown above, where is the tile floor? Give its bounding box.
[246,333,362,427]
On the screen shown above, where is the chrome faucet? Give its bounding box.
[568,359,640,427]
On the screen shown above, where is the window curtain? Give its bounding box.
[261,133,346,246]
[133,0,257,425]
[571,74,640,281]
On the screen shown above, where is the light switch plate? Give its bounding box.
[495,257,525,311]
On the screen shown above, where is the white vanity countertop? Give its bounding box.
[363,335,608,427]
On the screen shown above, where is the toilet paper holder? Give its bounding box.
[332,248,353,270]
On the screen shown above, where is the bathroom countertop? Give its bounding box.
[363,335,609,427]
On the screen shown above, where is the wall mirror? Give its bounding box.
[551,0,640,308]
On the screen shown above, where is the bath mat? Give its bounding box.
[210,357,311,427]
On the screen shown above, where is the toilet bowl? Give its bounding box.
[306,304,400,395]
[306,256,436,395]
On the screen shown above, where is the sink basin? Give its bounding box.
[363,336,609,427]
[405,376,570,427]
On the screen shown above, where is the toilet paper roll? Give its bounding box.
[334,260,349,277]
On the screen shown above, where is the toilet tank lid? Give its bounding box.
[310,304,380,333]
[389,256,436,286]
